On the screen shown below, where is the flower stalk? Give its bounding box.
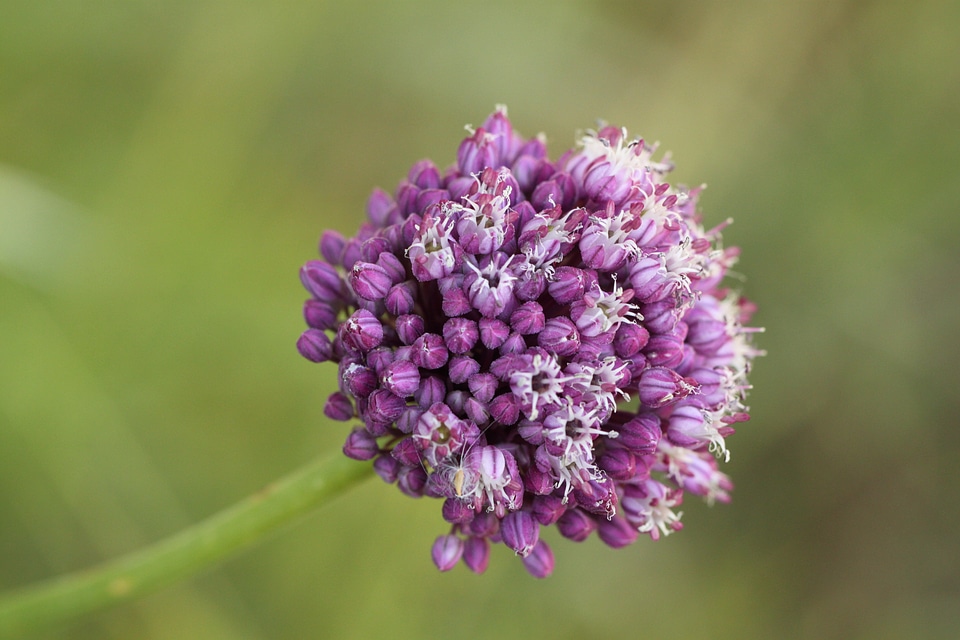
[0,455,374,637]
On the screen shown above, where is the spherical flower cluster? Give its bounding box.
[297,106,762,578]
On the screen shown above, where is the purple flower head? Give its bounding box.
[298,107,761,576]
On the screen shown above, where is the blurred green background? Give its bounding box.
[2,1,958,638]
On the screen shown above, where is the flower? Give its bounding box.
[298,106,762,577]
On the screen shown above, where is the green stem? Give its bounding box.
[0,454,374,637]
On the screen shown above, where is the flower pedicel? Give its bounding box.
[298,107,762,577]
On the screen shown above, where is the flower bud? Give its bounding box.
[448,355,481,384]
[395,314,425,345]
[407,334,447,370]
[638,366,699,409]
[443,318,479,354]
[431,534,463,571]
[462,536,491,574]
[478,317,510,349]
[532,494,567,526]
[617,413,662,455]
[537,317,580,357]
[521,540,554,579]
[340,309,384,352]
[373,453,401,483]
[467,372,498,404]
[390,437,422,467]
[510,301,545,335]
[613,322,650,358]
[556,508,596,542]
[297,329,332,363]
[381,360,421,397]
[501,511,539,557]
[343,427,379,460]
[596,515,639,549]
[323,392,354,421]
[366,188,395,226]
[319,230,346,264]
[547,266,588,305]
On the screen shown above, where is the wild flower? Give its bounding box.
[298,106,761,577]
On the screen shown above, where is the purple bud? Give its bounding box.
[462,536,491,574]
[548,266,588,305]
[537,317,580,357]
[463,396,490,424]
[395,182,420,217]
[349,261,392,301]
[467,373,499,404]
[510,301,545,335]
[638,366,699,408]
[482,105,519,163]
[445,390,468,415]
[514,270,547,301]
[478,317,510,349]
[644,328,687,368]
[343,427,379,460]
[489,393,520,425]
[416,188,448,211]
[376,251,407,283]
[458,127,498,174]
[366,388,406,424]
[373,453,401,483]
[396,406,422,434]
[639,300,680,334]
[360,236,391,263]
[532,494,567,526]
[556,508,596,542]
[303,299,338,330]
[385,281,417,315]
[464,511,500,538]
[297,329,332,362]
[319,230,346,264]
[448,355,481,384]
[341,363,378,398]
[613,322,650,358]
[531,173,576,211]
[397,465,427,497]
[340,309,384,352]
[499,332,527,355]
[411,333,449,370]
[596,447,636,481]
[489,354,523,380]
[364,415,391,438]
[365,347,394,375]
[390,437,422,466]
[501,511,539,557]
[442,497,475,524]
[366,188,395,226]
[521,540,554,579]
[573,476,618,518]
[443,318,479,354]
[300,260,345,299]
[323,392,354,421]
[415,376,446,409]
[409,159,442,190]
[431,534,463,571]
[441,286,472,317]
[339,237,363,270]
[396,314,425,345]
[617,413,662,455]
[596,515,639,549]
[381,360,421,397]
[524,462,555,495]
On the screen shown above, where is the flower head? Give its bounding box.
[298,107,761,577]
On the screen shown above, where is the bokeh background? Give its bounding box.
[2,1,958,638]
